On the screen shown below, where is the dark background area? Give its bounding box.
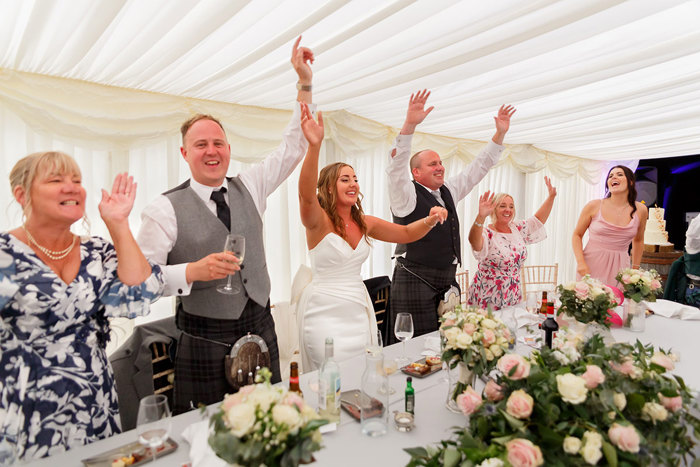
[635,154,700,250]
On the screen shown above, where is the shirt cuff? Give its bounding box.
[395,133,414,148]
[163,263,192,296]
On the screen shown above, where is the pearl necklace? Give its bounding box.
[22,226,77,260]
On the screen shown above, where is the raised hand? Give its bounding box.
[99,172,136,225]
[428,206,448,225]
[405,90,434,126]
[544,175,557,199]
[478,190,496,218]
[494,105,516,134]
[300,102,324,147]
[291,35,314,85]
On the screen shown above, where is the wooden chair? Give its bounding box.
[456,269,469,304]
[150,341,176,406]
[521,263,558,300]
[363,276,391,346]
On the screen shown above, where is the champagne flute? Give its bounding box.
[394,313,414,367]
[217,234,245,294]
[136,394,172,463]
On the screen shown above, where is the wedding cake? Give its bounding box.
[644,207,674,251]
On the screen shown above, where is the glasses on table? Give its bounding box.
[136,394,172,463]
[394,312,414,367]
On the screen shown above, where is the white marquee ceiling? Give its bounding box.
[1,0,700,160]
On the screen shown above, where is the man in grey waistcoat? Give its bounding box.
[137,37,315,414]
[386,90,515,341]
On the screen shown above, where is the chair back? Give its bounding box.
[521,263,559,300]
[363,276,391,346]
[456,269,469,304]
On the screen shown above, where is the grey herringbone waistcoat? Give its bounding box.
[164,177,270,319]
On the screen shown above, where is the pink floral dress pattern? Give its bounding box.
[468,217,546,310]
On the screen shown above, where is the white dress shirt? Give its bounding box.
[137,103,312,297]
[386,134,504,218]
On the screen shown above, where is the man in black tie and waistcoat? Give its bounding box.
[386,90,515,341]
[137,37,315,414]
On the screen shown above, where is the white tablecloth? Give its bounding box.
[24,313,700,466]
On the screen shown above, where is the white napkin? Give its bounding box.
[495,305,542,329]
[422,335,441,355]
[181,420,227,467]
[645,299,700,320]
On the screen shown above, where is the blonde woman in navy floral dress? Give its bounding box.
[0,152,164,461]
[468,176,557,310]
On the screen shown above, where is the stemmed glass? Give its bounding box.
[217,234,245,294]
[136,394,172,463]
[394,313,414,367]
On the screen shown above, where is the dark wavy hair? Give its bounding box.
[604,165,637,219]
[317,162,369,242]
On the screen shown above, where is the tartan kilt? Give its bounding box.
[173,300,281,414]
[388,258,457,343]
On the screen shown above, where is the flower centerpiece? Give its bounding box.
[557,275,619,329]
[406,330,700,466]
[208,368,327,466]
[440,305,511,413]
[616,268,663,330]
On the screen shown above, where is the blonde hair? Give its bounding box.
[10,151,85,225]
[490,193,515,225]
[317,162,369,242]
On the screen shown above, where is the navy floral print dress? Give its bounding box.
[0,233,164,460]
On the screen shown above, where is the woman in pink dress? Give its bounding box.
[572,165,648,287]
[468,177,557,310]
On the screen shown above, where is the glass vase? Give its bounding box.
[624,300,645,332]
[360,351,389,437]
[445,360,476,413]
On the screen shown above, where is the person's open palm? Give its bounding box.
[478,190,496,218]
[494,105,516,134]
[99,172,136,224]
[300,103,324,146]
[405,89,434,126]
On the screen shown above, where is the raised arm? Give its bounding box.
[298,103,326,232]
[98,173,152,285]
[534,176,557,224]
[291,36,314,104]
[572,200,598,277]
[491,105,516,145]
[398,89,434,136]
[631,202,648,268]
[469,191,495,252]
[366,206,447,244]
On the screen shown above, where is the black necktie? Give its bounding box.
[210,188,231,231]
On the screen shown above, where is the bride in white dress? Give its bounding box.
[297,104,447,371]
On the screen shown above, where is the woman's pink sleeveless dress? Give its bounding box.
[580,202,640,288]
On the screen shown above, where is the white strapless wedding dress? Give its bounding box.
[297,233,378,372]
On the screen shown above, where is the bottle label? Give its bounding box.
[290,376,299,385]
[332,376,341,409]
[406,395,414,414]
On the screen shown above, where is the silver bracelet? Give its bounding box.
[474,220,484,228]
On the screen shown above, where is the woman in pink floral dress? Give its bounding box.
[468,177,557,310]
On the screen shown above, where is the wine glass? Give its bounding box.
[365,329,383,355]
[136,394,172,463]
[217,234,245,294]
[394,313,414,367]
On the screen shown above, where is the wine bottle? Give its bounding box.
[318,337,341,423]
[542,302,559,348]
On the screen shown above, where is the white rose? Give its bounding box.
[556,374,588,405]
[444,327,461,347]
[583,431,603,449]
[477,458,504,467]
[481,318,497,329]
[564,281,576,290]
[227,403,256,437]
[630,274,640,283]
[490,344,504,357]
[552,350,571,365]
[642,402,668,423]
[484,348,494,361]
[613,392,627,411]
[272,403,301,429]
[562,436,581,454]
[247,386,281,412]
[580,442,602,465]
[455,332,473,349]
[590,287,604,297]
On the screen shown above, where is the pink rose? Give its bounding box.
[484,379,505,402]
[503,327,512,342]
[222,393,243,411]
[608,423,640,453]
[283,392,305,410]
[621,274,632,285]
[456,385,483,416]
[506,390,534,419]
[581,365,606,389]
[651,279,661,290]
[575,283,589,300]
[506,438,544,467]
[443,318,456,327]
[610,359,641,378]
[482,329,496,346]
[463,322,476,335]
[650,352,674,371]
[497,354,531,380]
[658,393,683,412]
